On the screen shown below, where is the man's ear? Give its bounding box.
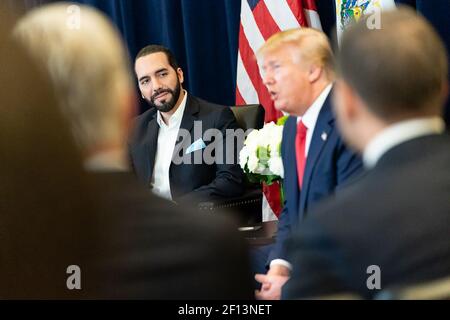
[342,81,360,120]
[177,67,184,84]
[333,80,359,122]
[307,64,322,83]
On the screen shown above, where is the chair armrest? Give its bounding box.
[198,187,263,224]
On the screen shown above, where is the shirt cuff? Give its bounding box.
[270,259,293,271]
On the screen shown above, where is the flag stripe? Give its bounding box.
[238,25,275,120]
[238,25,261,97]
[247,0,260,11]
[236,51,259,104]
[286,0,308,26]
[253,1,281,40]
[304,9,323,30]
[264,0,301,30]
[235,86,246,106]
[240,0,265,53]
[303,0,318,10]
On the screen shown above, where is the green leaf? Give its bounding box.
[276,115,289,126]
[257,146,269,162]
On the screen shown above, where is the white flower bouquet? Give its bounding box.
[239,118,286,185]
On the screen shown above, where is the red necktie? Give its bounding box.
[295,120,308,188]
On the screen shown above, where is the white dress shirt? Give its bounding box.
[270,83,333,272]
[151,90,188,200]
[363,117,446,169]
[298,84,333,157]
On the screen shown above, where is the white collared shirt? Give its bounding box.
[363,117,446,169]
[297,83,333,157]
[271,84,333,272]
[151,90,188,200]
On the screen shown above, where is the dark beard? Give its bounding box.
[144,80,181,113]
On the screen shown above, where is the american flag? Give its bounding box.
[236,0,322,221]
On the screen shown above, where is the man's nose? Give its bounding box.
[152,77,163,92]
[262,70,274,87]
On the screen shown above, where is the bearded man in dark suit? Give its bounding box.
[131,45,244,204]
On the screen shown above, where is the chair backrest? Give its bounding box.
[230,104,265,131]
[374,276,450,300]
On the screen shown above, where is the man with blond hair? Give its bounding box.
[284,8,450,299]
[15,3,253,299]
[254,28,362,299]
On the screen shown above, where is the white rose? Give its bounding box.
[259,122,275,145]
[268,156,284,178]
[247,153,259,173]
[239,145,249,170]
[244,129,259,149]
[269,140,282,157]
[257,122,282,155]
[270,146,280,158]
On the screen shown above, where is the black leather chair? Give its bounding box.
[230,104,265,132]
[198,104,265,224]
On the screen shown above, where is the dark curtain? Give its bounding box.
[7,0,450,124]
[71,0,242,110]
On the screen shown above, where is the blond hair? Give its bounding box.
[257,28,335,80]
[15,3,133,152]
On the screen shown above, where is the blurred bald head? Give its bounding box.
[333,7,448,151]
[14,3,135,155]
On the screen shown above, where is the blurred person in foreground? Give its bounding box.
[0,7,97,299]
[15,2,253,299]
[284,7,450,299]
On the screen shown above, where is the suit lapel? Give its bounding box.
[171,94,200,160]
[143,114,159,182]
[178,95,198,134]
[299,94,335,218]
[169,94,199,197]
[284,117,301,225]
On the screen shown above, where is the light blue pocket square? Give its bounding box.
[186,138,206,154]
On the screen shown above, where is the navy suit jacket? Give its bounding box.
[129,94,244,203]
[268,90,363,263]
[283,134,450,299]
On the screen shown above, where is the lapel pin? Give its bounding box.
[321,132,328,141]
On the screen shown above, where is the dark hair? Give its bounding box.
[135,44,179,70]
[337,6,448,120]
